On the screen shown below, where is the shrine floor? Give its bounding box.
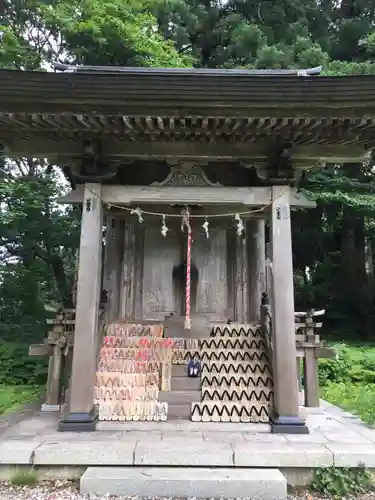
[0,400,375,487]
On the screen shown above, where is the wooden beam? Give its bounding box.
[316,347,337,359]
[58,185,316,208]
[4,138,367,163]
[29,344,52,356]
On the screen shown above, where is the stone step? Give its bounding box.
[172,365,188,377]
[171,376,200,391]
[167,402,192,418]
[201,361,271,374]
[191,401,270,423]
[159,390,201,404]
[164,326,211,339]
[201,386,273,403]
[80,466,287,500]
[163,315,212,339]
[200,337,267,349]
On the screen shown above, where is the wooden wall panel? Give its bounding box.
[194,228,227,321]
[226,229,236,321]
[103,216,123,323]
[142,226,180,320]
[119,220,136,320]
[234,233,248,323]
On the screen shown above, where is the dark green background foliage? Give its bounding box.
[2,0,375,389]
[0,343,47,386]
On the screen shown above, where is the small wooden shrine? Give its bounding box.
[2,65,375,434]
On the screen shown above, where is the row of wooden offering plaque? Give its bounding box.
[96,323,172,421]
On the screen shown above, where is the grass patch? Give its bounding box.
[323,382,375,424]
[0,385,43,416]
[10,468,38,487]
[319,344,375,425]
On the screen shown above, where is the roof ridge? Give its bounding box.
[53,63,323,77]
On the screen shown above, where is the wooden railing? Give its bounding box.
[29,307,106,411]
[294,309,335,407]
[262,255,336,408]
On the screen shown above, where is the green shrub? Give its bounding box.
[318,343,352,386]
[360,352,375,371]
[0,342,47,386]
[312,465,372,498]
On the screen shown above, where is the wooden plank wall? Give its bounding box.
[110,218,262,323]
[193,228,228,321]
[142,225,181,320]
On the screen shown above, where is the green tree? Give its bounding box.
[0,160,79,341]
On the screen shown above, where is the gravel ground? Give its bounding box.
[1,482,375,500]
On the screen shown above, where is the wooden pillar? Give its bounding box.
[247,219,266,322]
[59,183,103,432]
[303,350,319,407]
[270,186,308,434]
[234,233,247,323]
[42,343,63,411]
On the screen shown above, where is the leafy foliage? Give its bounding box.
[312,465,372,498]
[2,0,375,398]
[0,161,79,342]
[0,342,47,386]
[319,344,375,424]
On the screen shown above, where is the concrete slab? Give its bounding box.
[120,431,162,441]
[134,439,234,466]
[0,440,41,464]
[324,432,372,443]
[203,431,245,442]
[350,426,375,442]
[97,420,270,432]
[284,432,329,443]
[326,444,375,467]
[80,466,287,500]
[1,417,55,438]
[234,442,334,468]
[31,431,122,442]
[34,441,136,466]
[242,433,288,443]
[0,398,373,474]
[162,430,203,440]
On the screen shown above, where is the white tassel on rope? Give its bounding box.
[235,213,244,236]
[161,214,168,237]
[130,207,144,223]
[202,217,210,239]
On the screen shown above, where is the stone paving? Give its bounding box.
[0,401,375,469]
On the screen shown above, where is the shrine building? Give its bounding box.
[0,65,374,434]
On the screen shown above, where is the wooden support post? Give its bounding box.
[247,219,266,321]
[303,350,319,407]
[42,342,63,411]
[59,183,103,432]
[270,186,308,434]
[303,315,320,407]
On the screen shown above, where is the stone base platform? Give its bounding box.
[80,467,287,499]
[0,401,375,487]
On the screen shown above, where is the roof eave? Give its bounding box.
[53,63,323,77]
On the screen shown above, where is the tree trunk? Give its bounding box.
[341,206,373,338]
[49,254,74,309]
